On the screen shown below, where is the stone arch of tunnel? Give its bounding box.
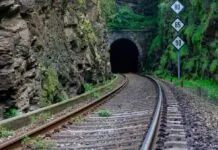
[110,39,139,73]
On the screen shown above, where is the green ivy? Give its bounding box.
[107,7,156,30]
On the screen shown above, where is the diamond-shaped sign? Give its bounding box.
[172,18,184,32]
[172,36,185,50]
[171,1,184,14]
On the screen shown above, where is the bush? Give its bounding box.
[96,109,112,117]
[107,7,156,30]
[3,106,18,119]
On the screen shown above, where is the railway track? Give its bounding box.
[156,80,218,150]
[2,74,215,150]
[49,74,160,150]
[155,81,188,150]
[0,74,163,150]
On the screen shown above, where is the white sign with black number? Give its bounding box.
[172,36,184,50]
[171,1,184,14]
[172,18,184,32]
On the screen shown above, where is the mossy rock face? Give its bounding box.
[0,0,111,113]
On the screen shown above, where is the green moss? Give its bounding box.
[40,68,58,107]
[79,18,97,49]
[39,66,67,107]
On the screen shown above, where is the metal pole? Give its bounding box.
[178,50,181,79]
[171,1,184,80]
[177,13,180,80]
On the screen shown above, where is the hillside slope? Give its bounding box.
[147,0,218,82]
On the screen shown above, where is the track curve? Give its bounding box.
[49,74,160,150]
[0,74,164,150]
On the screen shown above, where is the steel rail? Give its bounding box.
[0,75,128,150]
[140,76,163,150]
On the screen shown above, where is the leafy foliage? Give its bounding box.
[107,7,156,30]
[100,0,117,21]
[147,0,218,82]
[3,106,18,119]
[100,0,156,30]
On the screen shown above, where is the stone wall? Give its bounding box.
[0,0,111,113]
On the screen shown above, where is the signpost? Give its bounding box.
[171,18,184,32]
[171,1,184,14]
[171,0,185,79]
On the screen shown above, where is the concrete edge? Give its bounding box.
[0,75,119,130]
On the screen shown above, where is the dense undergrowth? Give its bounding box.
[100,0,156,30]
[101,0,217,100]
[146,0,217,82]
[107,7,155,30]
[144,0,218,100]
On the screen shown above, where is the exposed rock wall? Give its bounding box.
[0,0,111,113]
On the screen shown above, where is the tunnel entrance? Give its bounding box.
[110,39,139,73]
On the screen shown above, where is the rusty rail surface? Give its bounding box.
[140,76,163,150]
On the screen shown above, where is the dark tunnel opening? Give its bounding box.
[110,39,139,73]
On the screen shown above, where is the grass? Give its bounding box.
[84,75,116,92]
[84,83,96,92]
[22,136,56,150]
[0,126,14,139]
[96,109,112,117]
[30,112,52,125]
[92,92,100,99]
[73,116,86,125]
[159,75,218,101]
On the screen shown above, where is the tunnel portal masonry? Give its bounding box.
[108,29,153,73]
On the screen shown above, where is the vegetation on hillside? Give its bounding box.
[100,0,218,100]
[147,0,217,81]
[145,0,218,100]
[94,0,218,100]
[100,0,156,30]
[107,7,155,30]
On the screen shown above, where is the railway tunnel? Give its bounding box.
[110,39,139,73]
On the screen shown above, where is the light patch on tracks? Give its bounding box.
[64,124,147,134]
